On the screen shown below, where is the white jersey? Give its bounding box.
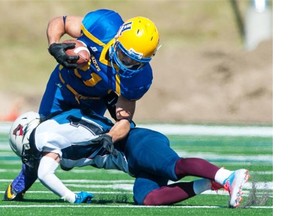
[34,109,129,173]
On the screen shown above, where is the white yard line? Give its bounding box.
[0,179,273,191]
[137,124,272,137]
[0,204,272,209]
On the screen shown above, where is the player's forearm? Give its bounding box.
[107,97,135,142]
[107,119,131,142]
[38,156,76,203]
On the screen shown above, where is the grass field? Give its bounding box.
[0,123,272,215]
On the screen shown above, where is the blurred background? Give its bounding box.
[0,0,272,124]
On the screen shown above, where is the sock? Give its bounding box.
[175,158,220,179]
[214,167,233,184]
[193,178,212,194]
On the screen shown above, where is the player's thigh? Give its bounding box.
[133,173,168,205]
[125,128,180,180]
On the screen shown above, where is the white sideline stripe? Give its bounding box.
[0,178,273,189]
[0,147,273,164]
[0,122,272,137]
[0,152,273,163]
[62,182,273,191]
[0,178,273,188]
[138,124,272,137]
[0,204,272,209]
[0,179,272,191]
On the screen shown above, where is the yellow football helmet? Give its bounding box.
[110,16,160,77]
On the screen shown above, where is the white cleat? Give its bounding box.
[223,169,250,208]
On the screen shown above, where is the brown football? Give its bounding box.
[63,39,90,67]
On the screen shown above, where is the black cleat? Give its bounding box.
[3,183,24,201]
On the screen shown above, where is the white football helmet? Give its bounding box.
[9,111,40,157]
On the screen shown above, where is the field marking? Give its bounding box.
[0,178,273,189]
[0,152,273,163]
[137,124,272,137]
[0,178,273,190]
[0,169,273,175]
[0,190,273,198]
[0,204,273,209]
[0,122,272,137]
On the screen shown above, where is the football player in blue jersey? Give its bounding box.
[5,110,249,207]
[4,9,160,203]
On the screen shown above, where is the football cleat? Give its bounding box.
[3,183,24,201]
[223,169,250,208]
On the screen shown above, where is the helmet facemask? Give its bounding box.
[109,41,151,78]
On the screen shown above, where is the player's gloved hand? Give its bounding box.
[48,43,79,69]
[92,134,116,155]
[74,191,94,204]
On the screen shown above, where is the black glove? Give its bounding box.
[92,134,116,155]
[48,43,79,69]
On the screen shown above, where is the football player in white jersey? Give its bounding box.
[7,109,129,203]
[6,109,249,207]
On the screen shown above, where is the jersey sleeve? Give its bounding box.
[80,9,123,44]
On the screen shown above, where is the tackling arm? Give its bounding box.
[37,152,93,203]
[107,96,135,142]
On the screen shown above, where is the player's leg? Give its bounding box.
[124,127,180,180]
[3,163,38,201]
[175,158,250,208]
[125,128,249,207]
[125,128,221,205]
[133,173,168,205]
[143,178,223,205]
[133,173,222,205]
[125,128,224,181]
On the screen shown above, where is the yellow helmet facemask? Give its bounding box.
[109,16,160,78]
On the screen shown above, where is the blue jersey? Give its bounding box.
[39,9,153,117]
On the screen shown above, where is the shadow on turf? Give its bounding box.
[2,199,62,203]
[15,194,134,204]
[22,199,64,203]
[92,194,134,205]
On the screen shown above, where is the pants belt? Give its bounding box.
[59,71,100,104]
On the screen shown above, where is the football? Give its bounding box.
[63,39,90,67]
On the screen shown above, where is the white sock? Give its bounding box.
[214,167,233,185]
[193,178,212,194]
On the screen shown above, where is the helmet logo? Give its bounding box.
[116,22,132,38]
[13,124,24,136]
